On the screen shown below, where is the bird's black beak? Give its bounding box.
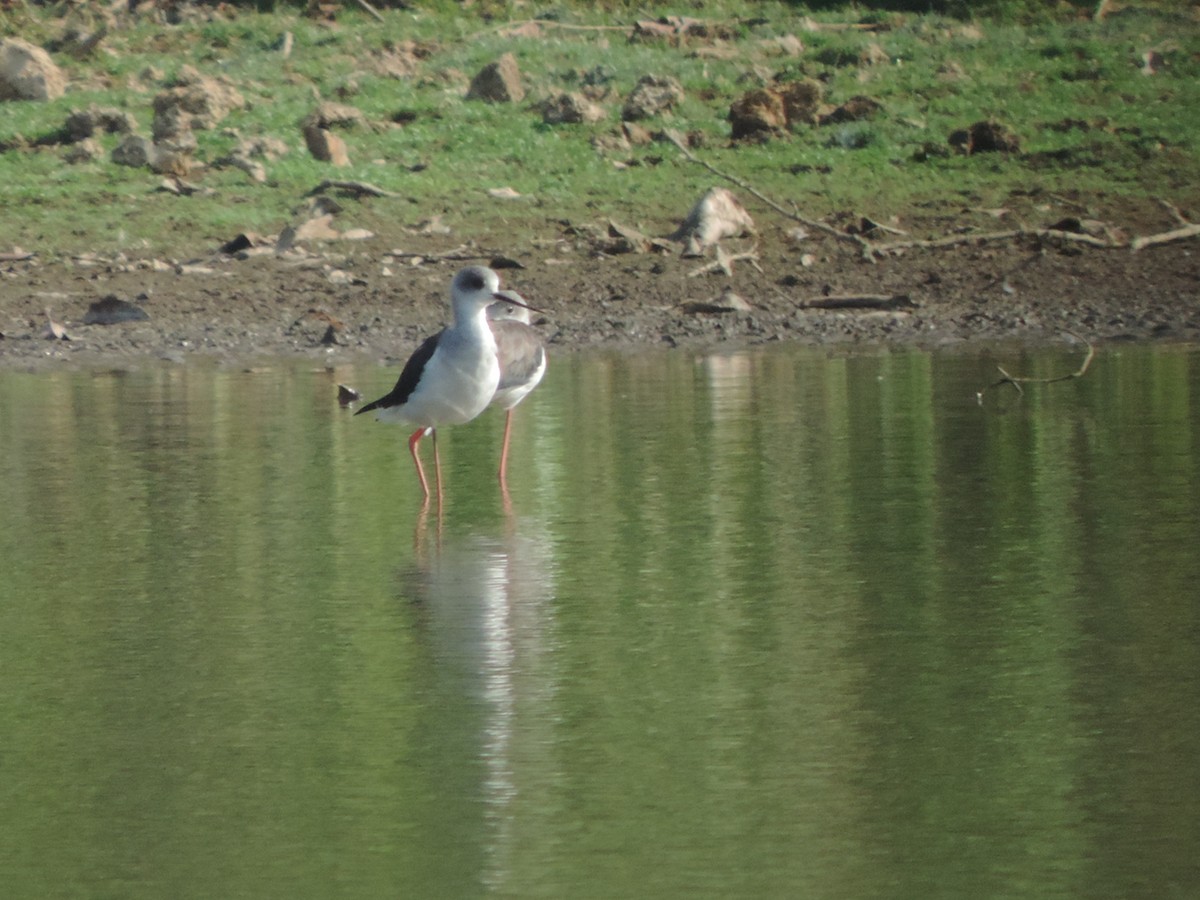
[493,292,542,314]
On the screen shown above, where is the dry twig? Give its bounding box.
[349,0,384,24]
[664,131,875,260]
[800,293,916,311]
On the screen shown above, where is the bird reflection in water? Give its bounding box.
[395,516,558,891]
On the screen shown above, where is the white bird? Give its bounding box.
[356,266,534,503]
[487,290,547,489]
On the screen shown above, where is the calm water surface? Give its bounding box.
[1,344,1198,898]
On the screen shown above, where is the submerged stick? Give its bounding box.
[976,331,1095,405]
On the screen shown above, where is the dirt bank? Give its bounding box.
[1,221,1197,370]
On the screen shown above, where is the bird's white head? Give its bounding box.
[450,265,503,322]
[487,289,534,325]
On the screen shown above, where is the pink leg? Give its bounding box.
[432,427,444,506]
[408,427,430,500]
[498,408,515,486]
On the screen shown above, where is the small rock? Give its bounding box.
[152,65,245,136]
[622,74,684,121]
[150,104,199,149]
[64,105,138,142]
[303,125,350,166]
[606,220,650,254]
[949,120,1020,155]
[215,152,267,182]
[63,138,102,163]
[235,135,290,161]
[729,79,823,139]
[301,101,368,130]
[0,38,67,102]
[621,121,654,145]
[220,233,265,254]
[581,65,616,87]
[776,79,823,126]
[729,88,787,140]
[542,92,604,125]
[670,187,756,255]
[763,34,805,57]
[148,145,192,176]
[466,53,525,103]
[819,95,883,126]
[338,384,361,406]
[112,135,154,167]
[83,294,149,325]
[292,214,341,243]
[289,309,346,346]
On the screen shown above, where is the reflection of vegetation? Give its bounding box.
[1,348,1198,896]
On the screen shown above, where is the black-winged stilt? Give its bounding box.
[356,265,534,503]
[487,290,547,488]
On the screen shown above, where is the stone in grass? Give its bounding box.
[0,38,67,102]
[63,106,138,142]
[83,295,149,326]
[622,74,684,121]
[729,88,787,140]
[542,92,604,125]
[466,53,524,103]
[949,120,1020,155]
[303,125,350,166]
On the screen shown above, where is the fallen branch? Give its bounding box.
[1131,222,1200,252]
[666,131,1198,262]
[306,179,399,199]
[976,331,1095,405]
[871,227,1119,255]
[385,244,493,263]
[664,130,875,261]
[800,293,916,311]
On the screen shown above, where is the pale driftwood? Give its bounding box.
[800,293,916,311]
[871,227,1119,255]
[385,245,493,263]
[976,331,1095,405]
[1131,222,1200,252]
[306,179,399,199]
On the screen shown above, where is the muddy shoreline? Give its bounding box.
[2,228,1197,370]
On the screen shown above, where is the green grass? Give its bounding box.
[1,2,1197,256]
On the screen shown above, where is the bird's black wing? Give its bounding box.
[355,330,442,415]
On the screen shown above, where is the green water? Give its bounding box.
[1,345,1198,898]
